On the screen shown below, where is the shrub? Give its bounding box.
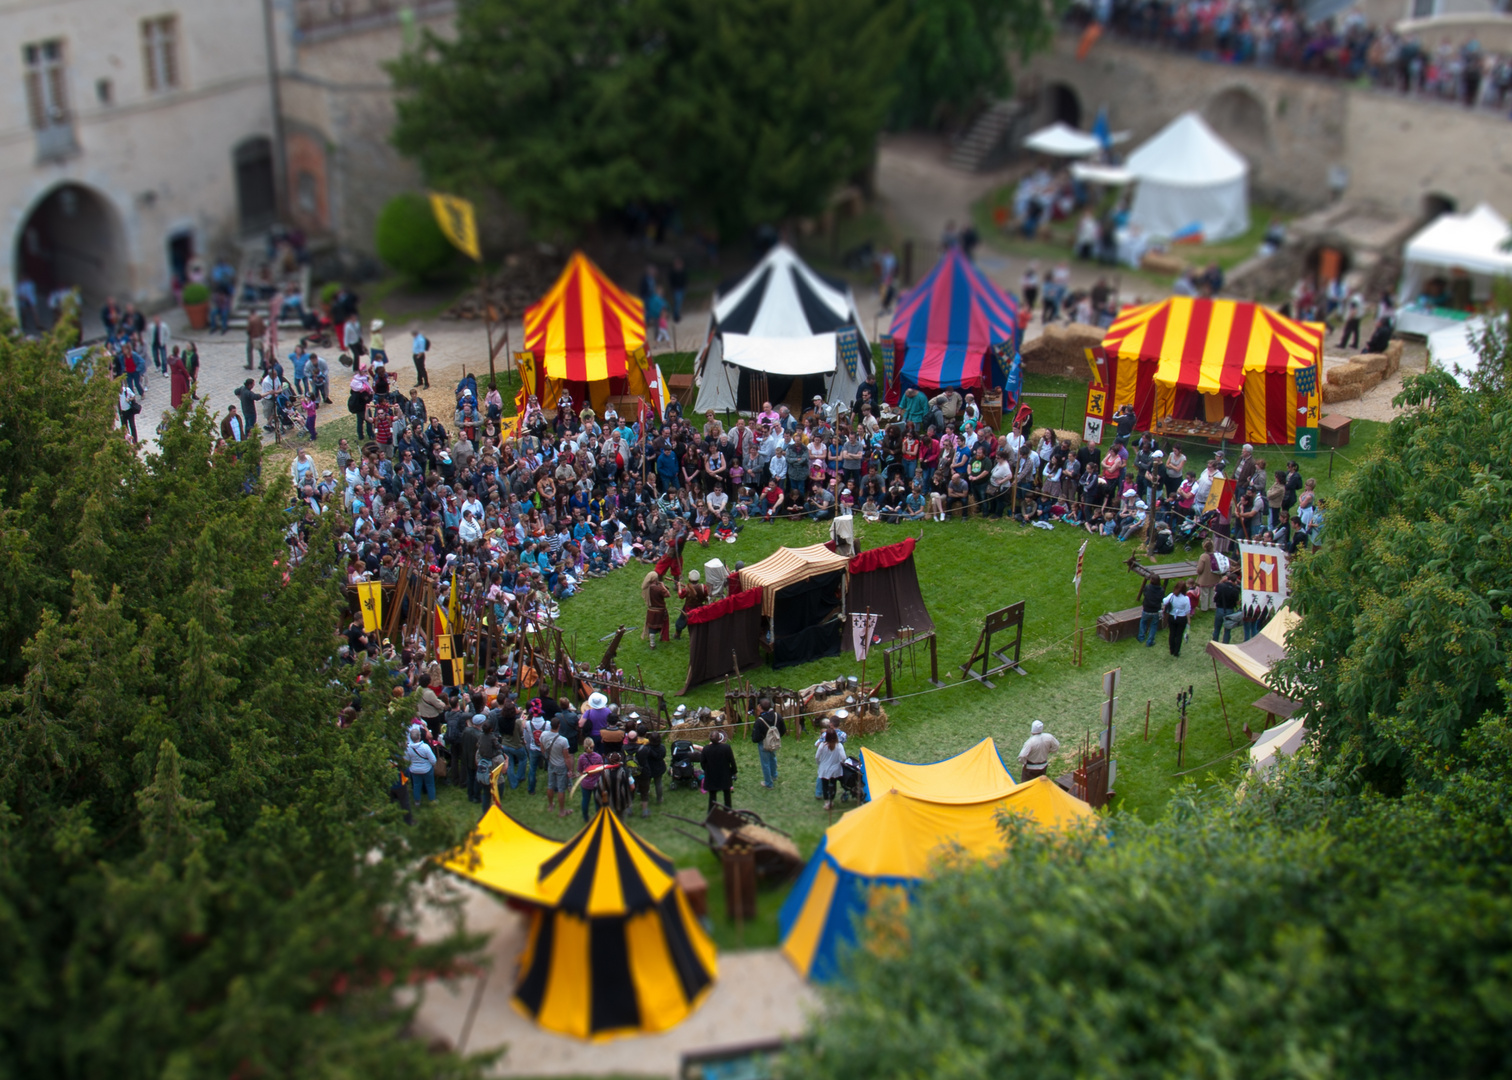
[180,282,210,305]
[374,192,458,282]
[319,281,342,307]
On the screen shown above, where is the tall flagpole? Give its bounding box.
[1073,539,1088,667]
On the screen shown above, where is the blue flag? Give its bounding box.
[1294,365,1316,395]
[1092,107,1112,156]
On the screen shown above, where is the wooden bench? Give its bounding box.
[1097,606,1162,643]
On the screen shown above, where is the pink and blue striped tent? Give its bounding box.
[886,247,1023,398]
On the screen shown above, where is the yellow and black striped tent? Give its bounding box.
[513,807,718,1041]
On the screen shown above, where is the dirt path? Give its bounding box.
[403,878,816,1077]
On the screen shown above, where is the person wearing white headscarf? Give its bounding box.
[1017,720,1060,780]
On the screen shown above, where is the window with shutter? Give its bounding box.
[22,39,69,129]
[141,16,179,93]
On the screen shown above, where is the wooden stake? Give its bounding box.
[1212,654,1234,747]
[1144,698,1151,742]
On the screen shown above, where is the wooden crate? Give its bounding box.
[1097,607,1148,643]
[1319,413,1352,447]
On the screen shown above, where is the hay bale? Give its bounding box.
[1141,251,1187,275]
[1328,362,1371,387]
[1385,338,1404,375]
[1355,353,1388,375]
[1321,382,1362,404]
[1361,369,1384,391]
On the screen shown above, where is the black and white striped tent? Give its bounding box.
[693,243,872,414]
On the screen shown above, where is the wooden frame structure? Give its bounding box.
[959,602,1026,689]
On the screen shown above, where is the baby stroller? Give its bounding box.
[1178,508,1221,548]
[838,756,865,802]
[669,740,702,791]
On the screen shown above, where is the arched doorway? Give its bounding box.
[14,182,127,332]
[1422,193,1457,221]
[1204,87,1270,166]
[1047,83,1083,128]
[234,136,277,234]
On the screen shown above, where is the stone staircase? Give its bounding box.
[949,100,1028,172]
[225,240,313,334]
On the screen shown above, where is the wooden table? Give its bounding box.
[1126,555,1200,601]
[665,373,695,406]
[1153,416,1237,440]
[1318,413,1352,447]
[1252,691,1301,725]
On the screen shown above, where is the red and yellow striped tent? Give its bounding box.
[1087,297,1322,446]
[518,252,664,418]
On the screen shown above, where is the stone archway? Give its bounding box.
[13,182,128,332]
[1204,86,1271,166]
[1047,82,1083,128]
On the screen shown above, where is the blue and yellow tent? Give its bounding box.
[778,778,1094,982]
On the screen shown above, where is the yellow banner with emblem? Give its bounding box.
[429,192,481,262]
[355,581,383,633]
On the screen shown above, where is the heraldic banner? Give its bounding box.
[1238,541,1289,610]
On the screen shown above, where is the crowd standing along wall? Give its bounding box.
[1019,35,1512,220]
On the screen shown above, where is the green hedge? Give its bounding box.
[374,192,458,282]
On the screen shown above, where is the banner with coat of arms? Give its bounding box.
[836,327,861,380]
[1238,541,1289,610]
[879,336,896,390]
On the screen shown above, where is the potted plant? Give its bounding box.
[182,282,210,329]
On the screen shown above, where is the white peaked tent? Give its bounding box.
[693,243,872,414]
[1126,112,1250,243]
[1399,203,1512,306]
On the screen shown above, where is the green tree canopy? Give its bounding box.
[889,0,1061,130]
[376,192,461,281]
[0,317,481,1078]
[1278,364,1512,794]
[388,0,907,238]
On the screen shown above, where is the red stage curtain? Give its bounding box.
[848,537,917,574]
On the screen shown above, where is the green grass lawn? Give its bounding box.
[417,422,1383,945]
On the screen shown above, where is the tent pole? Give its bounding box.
[1212,654,1233,747]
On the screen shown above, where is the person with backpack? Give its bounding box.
[636,731,666,818]
[524,703,552,795]
[541,719,575,818]
[1194,539,1222,612]
[405,726,437,806]
[752,697,786,789]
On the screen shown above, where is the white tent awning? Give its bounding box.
[721,333,839,376]
[1023,122,1102,157]
[1402,203,1512,279]
[1071,162,1134,185]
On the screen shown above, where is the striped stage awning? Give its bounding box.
[524,252,646,383]
[1101,297,1323,394]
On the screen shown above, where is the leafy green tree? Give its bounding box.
[388,0,907,237]
[0,314,484,1079]
[782,755,1512,1079]
[376,192,462,281]
[1276,366,1512,794]
[889,0,1061,130]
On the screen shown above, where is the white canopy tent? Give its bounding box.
[693,243,871,415]
[1428,314,1507,387]
[1022,122,1132,158]
[1126,112,1250,243]
[1398,204,1512,311]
